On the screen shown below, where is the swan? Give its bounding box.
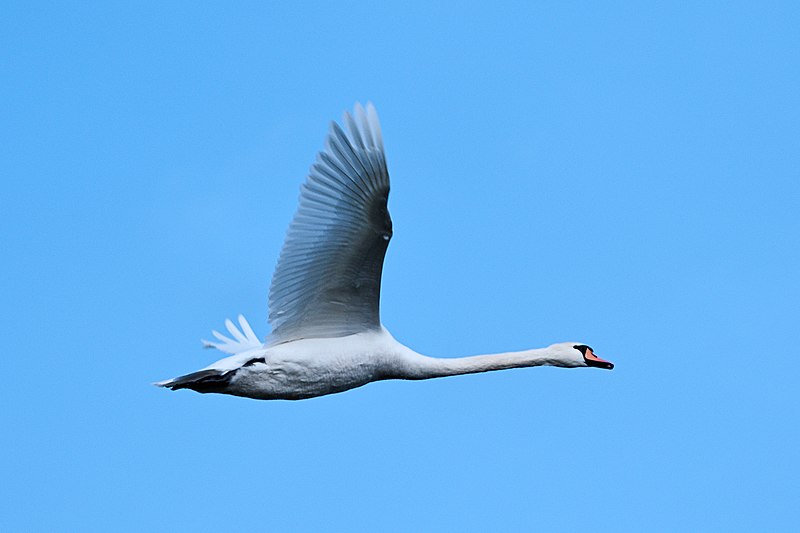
[156,103,613,400]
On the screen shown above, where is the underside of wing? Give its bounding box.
[267,103,392,344]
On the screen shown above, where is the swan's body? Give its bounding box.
[157,103,613,400]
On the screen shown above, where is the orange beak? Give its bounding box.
[584,348,614,370]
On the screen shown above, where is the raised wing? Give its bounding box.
[267,103,392,344]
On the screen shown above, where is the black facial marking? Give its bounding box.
[573,345,593,356]
[243,357,266,367]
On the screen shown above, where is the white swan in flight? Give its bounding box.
[156,103,613,400]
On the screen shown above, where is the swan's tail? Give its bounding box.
[154,369,235,393]
[201,315,262,354]
[154,315,261,392]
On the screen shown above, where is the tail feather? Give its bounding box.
[155,315,259,393]
[154,369,234,394]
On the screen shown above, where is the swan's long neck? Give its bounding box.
[394,348,566,380]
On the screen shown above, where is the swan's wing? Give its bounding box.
[202,315,262,354]
[267,103,392,344]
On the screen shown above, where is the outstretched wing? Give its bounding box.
[267,103,392,344]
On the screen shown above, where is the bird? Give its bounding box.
[156,103,613,400]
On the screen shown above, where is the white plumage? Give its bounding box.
[156,103,613,400]
[268,103,390,343]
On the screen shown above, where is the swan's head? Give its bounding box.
[549,343,614,370]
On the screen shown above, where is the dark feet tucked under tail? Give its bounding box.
[157,369,234,394]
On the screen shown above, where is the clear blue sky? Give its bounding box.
[2,2,798,531]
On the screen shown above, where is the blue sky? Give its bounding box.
[2,1,798,531]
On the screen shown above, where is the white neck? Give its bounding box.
[392,347,569,380]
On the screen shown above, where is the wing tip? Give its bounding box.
[202,316,262,354]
